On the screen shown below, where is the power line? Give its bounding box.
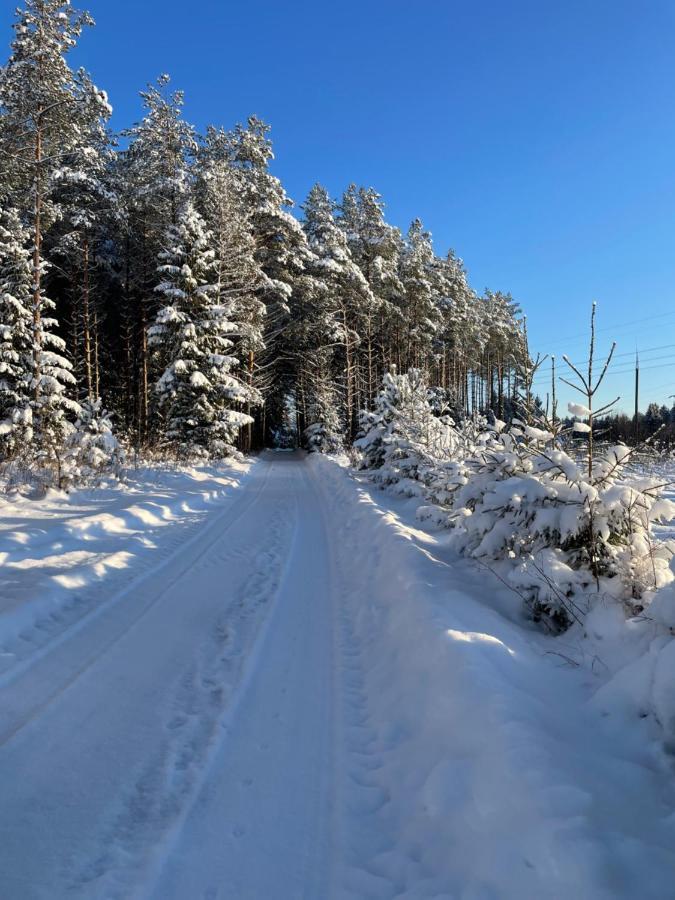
[531,351,675,386]
[533,308,675,351]
[531,361,675,398]
[530,342,675,381]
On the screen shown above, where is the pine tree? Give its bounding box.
[49,68,117,403]
[338,185,403,407]
[120,75,197,441]
[302,183,375,439]
[398,218,441,371]
[148,202,257,458]
[226,116,310,444]
[0,0,100,459]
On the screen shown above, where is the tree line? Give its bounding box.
[0,0,528,474]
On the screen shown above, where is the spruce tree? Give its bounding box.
[148,202,257,458]
[0,208,34,455]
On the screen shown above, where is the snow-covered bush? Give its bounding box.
[444,423,675,627]
[304,421,342,454]
[357,358,675,631]
[355,368,458,492]
[1,399,124,494]
[63,399,125,486]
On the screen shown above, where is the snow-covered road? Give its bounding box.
[0,453,335,899]
[2,452,675,899]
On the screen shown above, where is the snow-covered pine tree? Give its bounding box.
[49,68,117,403]
[225,116,311,445]
[120,76,197,442]
[338,185,403,408]
[482,290,525,419]
[148,202,257,458]
[398,219,441,372]
[286,266,341,450]
[0,0,100,465]
[302,184,376,440]
[0,208,34,455]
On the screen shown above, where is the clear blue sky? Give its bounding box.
[19,0,675,413]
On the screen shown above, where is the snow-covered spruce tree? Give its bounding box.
[355,367,458,492]
[0,208,34,455]
[148,202,257,459]
[63,398,124,486]
[303,383,343,454]
[354,367,404,470]
[120,76,197,442]
[0,0,102,468]
[195,126,266,451]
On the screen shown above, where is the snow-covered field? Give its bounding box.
[2,451,675,898]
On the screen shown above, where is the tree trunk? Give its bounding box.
[32,126,43,405]
[82,235,93,399]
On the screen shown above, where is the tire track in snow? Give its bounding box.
[309,464,407,900]
[0,464,263,682]
[142,457,333,900]
[313,461,454,899]
[67,495,297,899]
[0,461,274,749]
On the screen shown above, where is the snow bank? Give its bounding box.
[0,458,251,677]
[586,473,675,752]
[310,454,675,899]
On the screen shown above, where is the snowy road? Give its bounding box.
[0,453,335,899]
[2,452,675,899]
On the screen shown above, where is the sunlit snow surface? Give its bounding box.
[0,452,674,898]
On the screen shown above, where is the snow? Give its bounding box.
[315,454,675,898]
[0,460,250,668]
[1,452,675,897]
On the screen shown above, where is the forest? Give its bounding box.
[0,0,533,479]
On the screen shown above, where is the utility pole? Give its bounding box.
[634,350,640,446]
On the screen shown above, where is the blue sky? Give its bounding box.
[39,0,675,412]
